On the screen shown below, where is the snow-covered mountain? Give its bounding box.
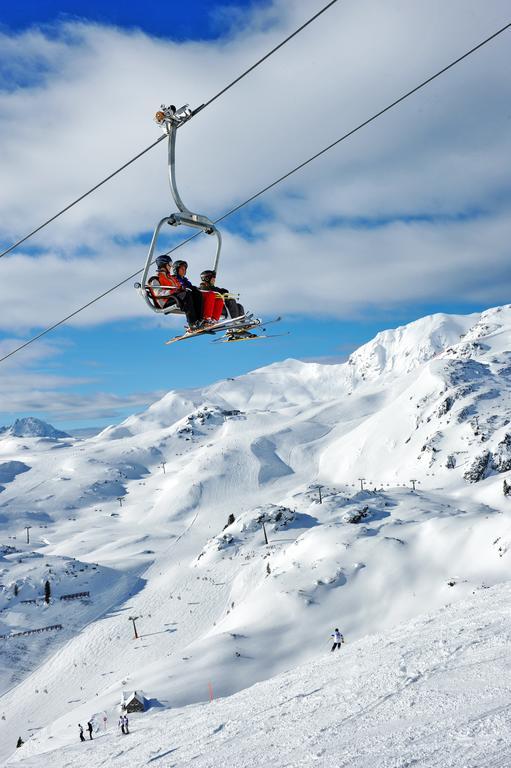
[1,305,511,767]
[0,417,70,440]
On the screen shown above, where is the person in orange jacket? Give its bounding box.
[148,256,202,330]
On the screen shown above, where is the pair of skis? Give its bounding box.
[212,317,288,344]
[165,315,284,345]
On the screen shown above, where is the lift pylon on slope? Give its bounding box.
[136,104,222,315]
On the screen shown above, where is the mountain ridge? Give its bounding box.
[0,417,70,440]
[0,304,510,766]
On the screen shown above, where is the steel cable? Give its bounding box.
[0,0,340,260]
[0,21,509,365]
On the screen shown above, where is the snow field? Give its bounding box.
[0,305,510,765]
[9,582,511,767]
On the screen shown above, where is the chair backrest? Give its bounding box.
[145,276,184,314]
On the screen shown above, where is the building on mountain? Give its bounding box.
[120,690,146,713]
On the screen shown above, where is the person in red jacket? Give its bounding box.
[148,255,202,330]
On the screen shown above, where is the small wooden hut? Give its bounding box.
[120,690,146,713]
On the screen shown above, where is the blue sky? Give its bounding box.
[0,0,510,431]
[0,0,253,39]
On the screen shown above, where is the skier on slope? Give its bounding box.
[78,724,85,742]
[172,260,224,326]
[149,256,202,330]
[119,715,126,734]
[330,628,344,651]
[123,714,130,734]
[87,721,94,740]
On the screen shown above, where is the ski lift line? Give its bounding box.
[154,20,511,243]
[213,21,511,222]
[190,0,341,118]
[0,135,167,260]
[0,230,201,365]
[0,0,341,262]
[0,21,509,366]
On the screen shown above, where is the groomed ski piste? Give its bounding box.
[1,304,511,766]
[10,583,511,767]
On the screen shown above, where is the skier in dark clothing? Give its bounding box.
[87,721,93,740]
[78,724,85,742]
[172,259,203,323]
[16,737,24,749]
[331,628,344,651]
[200,270,257,339]
[173,261,224,325]
[199,270,244,320]
[123,714,130,734]
[172,260,208,325]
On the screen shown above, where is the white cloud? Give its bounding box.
[0,0,510,330]
[219,210,511,317]
[0,387,166,422]
[0,336,164,422]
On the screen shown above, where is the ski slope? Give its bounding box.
[0,305,510,765]
[10,582,511,767]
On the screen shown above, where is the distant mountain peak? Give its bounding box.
[7,417,70,439]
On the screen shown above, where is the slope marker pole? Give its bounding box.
[128,616,140,639]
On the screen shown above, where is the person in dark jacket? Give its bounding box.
[87,721,94,740]
[200,270,258,338]
[174,261,224,325]
[199,270,244,320]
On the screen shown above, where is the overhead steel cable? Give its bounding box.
[0,20,509,366]
[0,135,167,260]
[190,0,340,117]
[0,0,340,261]
[214,21,511,222]
[0,231,202,363]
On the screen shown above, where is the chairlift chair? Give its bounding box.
[135,104,222,315]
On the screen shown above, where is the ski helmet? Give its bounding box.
[155,255,172,270]
[172,260,188,275]
[200,269,216,283]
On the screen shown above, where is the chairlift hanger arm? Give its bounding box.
[137,103,222,315]
[155,103,222,271]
